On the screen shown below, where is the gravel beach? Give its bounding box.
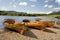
[0,27,60,40]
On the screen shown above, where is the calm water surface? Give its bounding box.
[0,16,57,32]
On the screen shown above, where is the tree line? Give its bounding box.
[0,11,60,16]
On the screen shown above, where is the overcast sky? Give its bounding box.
[0,0,60,13]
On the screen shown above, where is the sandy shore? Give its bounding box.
[0,27,60,40]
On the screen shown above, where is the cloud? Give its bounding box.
[53,7,60,11]
[44,0,54,3]
[27,11,53,14]
[44,4,48,7]
[44,4,53,8]
[47,11,53,14]
[48,5,53,8]
[55,0,60,5]
[0,7,8,11]
[29,0,37,2]
[13,5,16,8]
[45,0,48,3]
[19,2,27,6]
[9,2,12,4]
[31,5,35,7]
[13,0,15,2]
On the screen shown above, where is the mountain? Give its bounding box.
[49,11,60,14]
[0,11,27,16]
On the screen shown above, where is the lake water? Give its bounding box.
[0,16,57,32]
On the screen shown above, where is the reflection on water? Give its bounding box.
[0,16,57,32]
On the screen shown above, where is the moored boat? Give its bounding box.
[3,19,27,34]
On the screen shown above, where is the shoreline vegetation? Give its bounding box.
[0,11,60,17]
